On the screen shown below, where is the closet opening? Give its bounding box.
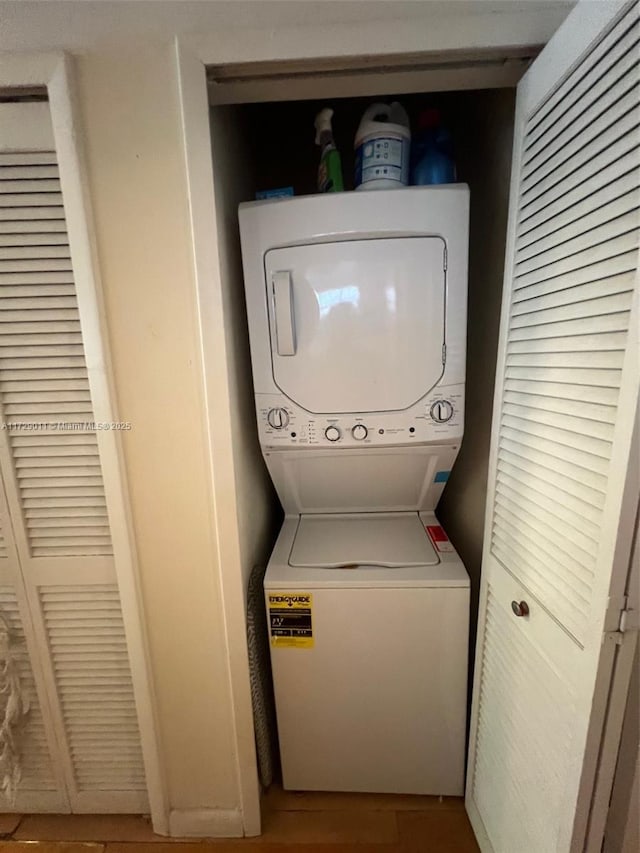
[207,80,516,795]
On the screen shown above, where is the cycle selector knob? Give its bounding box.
[324,425,342,442]
[430,400,454,424]
[267,408,289,429]
[351,424,368,440]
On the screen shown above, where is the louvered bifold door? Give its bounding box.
[467,2,639,853]
[0,469,68,811]
[0,103,148,811]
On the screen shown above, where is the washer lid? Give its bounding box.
[289,512,439,568]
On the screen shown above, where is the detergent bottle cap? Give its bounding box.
[418,108,442,131]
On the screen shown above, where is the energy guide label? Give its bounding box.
[268,593,313,648]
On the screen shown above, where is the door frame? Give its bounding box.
[587,458,638,853]
[173,29,541,838]
[175,4,629,838]
[174,42,263,838]
[0,52,169,834]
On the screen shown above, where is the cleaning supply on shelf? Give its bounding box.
[314,108,344,193]
[255,187,294,200]
[354,102,411,190]
[410,108,456,185]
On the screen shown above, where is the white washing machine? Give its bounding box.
[239,186,470,795]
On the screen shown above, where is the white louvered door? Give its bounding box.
[0,469,68,812]
[0,102,149,812]
[467,2,639,852]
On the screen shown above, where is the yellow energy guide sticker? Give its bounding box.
[268,592,313,648]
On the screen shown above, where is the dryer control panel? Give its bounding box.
[255,385,464,448]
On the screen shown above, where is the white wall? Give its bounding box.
[2,1,575,54]
[0,0,573,833]
[74,44,243,820]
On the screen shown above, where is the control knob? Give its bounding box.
[267,408,289,429]
[351,424,368,440]
[325,425,342,442]
[430,400,454,424]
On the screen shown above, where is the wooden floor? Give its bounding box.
[0,786,480,852]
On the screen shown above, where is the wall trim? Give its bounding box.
[169,808,244,838]
[205,46,533,105]
[0,51,169,836]
[174,40,262,838]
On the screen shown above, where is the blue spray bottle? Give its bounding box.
[410,108,456,186]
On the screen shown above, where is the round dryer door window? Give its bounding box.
[265,237,446,414]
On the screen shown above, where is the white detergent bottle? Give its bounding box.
[354,102,411,190]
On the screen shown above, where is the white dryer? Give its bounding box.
[239,186,470,795]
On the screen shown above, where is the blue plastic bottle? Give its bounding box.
[410,108,456,185]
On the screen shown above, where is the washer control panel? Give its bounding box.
[257,386,464,447]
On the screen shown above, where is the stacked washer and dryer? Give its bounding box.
[239,186,470,796]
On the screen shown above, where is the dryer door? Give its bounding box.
[265,237,446,414]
